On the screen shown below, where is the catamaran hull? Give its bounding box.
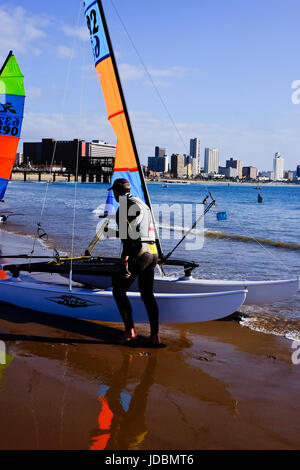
[68,274,299,306]
[0,276,247,323]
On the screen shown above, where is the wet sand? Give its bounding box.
[0,230,300,450]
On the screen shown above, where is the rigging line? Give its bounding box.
[30,0,83,262]
[109,0,189,155]
[69,24,86,291]
[109,1,214,203]
[164,199,216,261]
[69,139,80,291]
[207,196,239,263]
[25,362,40,450]
[59,346,69,450]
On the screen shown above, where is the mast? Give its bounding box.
[96,2,148,198]
[0,51,13,77]
[85,0,163,258]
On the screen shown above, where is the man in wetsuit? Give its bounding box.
[108,178,162,346]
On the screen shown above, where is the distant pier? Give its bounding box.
[11,170,112,184]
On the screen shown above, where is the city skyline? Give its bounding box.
[19,135,299,181]
[148,140,298,175]
[21,134,299,177]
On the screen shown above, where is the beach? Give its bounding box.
[0,229,300,450]
[1,0,300,452]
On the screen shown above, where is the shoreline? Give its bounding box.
[0,229,299,449]
[147,179,300,187]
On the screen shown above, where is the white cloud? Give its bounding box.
[27,87,43,101]
[79,64,97,80]
[149,66,188,78]
[61,25,89,41]
[118,63,189,85]
[57,45,75,59]
[22,111,115,144]
[119,64,144,81]
[0,5,49,57]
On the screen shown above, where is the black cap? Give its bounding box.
[108,178,131,192]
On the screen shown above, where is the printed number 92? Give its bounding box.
[86,10,100,59]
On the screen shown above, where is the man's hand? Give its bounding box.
[121,257,131,279]
[124,262,131,279]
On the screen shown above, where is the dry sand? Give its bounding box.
[0,230,299,450]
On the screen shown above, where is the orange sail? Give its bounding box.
[84,0,162,255]
[84,1,147,213]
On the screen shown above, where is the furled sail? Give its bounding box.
[0,51,25,199]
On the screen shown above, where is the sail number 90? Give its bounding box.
[0,116,19,136]
[86,9,100,60]
[0,125,19,136]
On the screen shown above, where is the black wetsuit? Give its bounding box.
[112,194,159,334]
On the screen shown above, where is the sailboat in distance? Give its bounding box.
[0,51,25,205]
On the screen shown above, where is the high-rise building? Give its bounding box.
[23,138,116,173]
[204,148,219,174]
[242,166,258,180]
[14,152,23,167]
[296,165,300,177]
[23,138,87,170]
[273,152,284,180]
[148,146,168,173]
[86,140,116,159]
[226,157,243,179]
[171,153,185,178]
[185,162,192,178]
[148,155,168,173]
[190,138,200,175]
[185,155,198,177]
[237,160,243,179]
[219,166,238,178]
[155,146,166,158]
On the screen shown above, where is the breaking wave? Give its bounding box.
[158,223,300,251]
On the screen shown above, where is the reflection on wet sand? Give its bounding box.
[1,300,299,450]
[0,353,13,384]
[90,354,156,450]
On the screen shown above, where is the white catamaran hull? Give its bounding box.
[0,275,247,323]
[68,274,299,306]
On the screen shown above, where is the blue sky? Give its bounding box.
[1,0,300,170]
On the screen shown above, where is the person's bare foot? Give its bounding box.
[148,333,165,347]
[124,328,138,342]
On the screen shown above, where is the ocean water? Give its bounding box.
[1,180,300,339]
